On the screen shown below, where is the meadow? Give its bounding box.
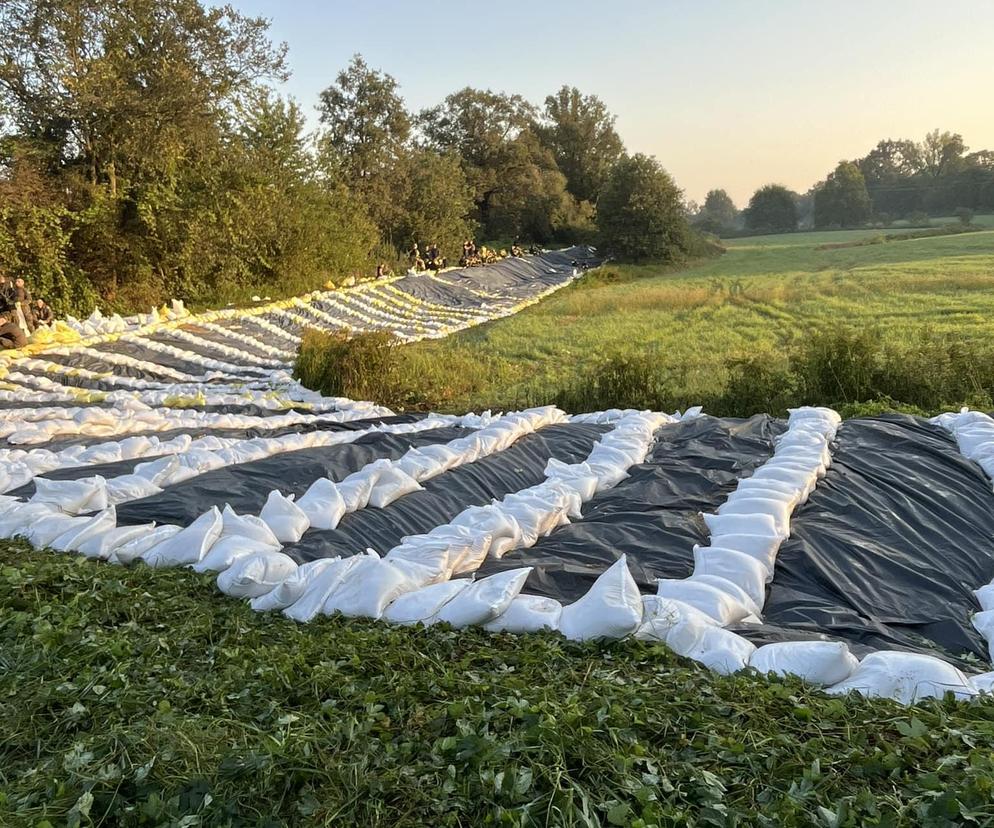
[297,219,994,416]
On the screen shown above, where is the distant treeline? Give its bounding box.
[693,130,994,235]
[0,0,702,315]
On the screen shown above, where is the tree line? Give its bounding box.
[0,0,701,315]
[693,129,994,235]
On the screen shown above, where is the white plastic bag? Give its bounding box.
[324,556,416,619]
[366,465,423,509]
[749,641,859,686]
[259,490,310,543]
[433,568,532,628]
[251,558,340,611]
[220,504,281,548]
[31,475,109,515]
[484,594,563,633]
[296,478,347,530]
[109,524,181,565]
[78,522,157,560]
[142,506,223,568]
[383,579,472,625]
[826,650,978,703]
[50,507,117,552]
[192,535,280,573]
[656,578,751,626]
[451,505,523,559]
[692,546,771,608]
[702,512,781,540]
[282,555,363,622]
[558,556,643,641]
[217,551,298,599]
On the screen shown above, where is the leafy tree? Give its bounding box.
[536,86,623,204]
[744,184,798,232]
[317,55,412,234]
[596,153,692,262]
[395,150,475,257]
[695,189,738,232]
[813,161,872,228]
[919,130,966,178]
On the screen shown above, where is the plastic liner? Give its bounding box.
[114,426,470,527]
[32,350,187,382]
[183,323,288,361]
[474,415,783,601]
[281,423,608,564]
[762,414,994,665]
[92,339,228,378]
[143,331,275,366]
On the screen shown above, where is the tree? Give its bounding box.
[919,130,966,178]
[695,189,738,232]
[744,184,798,232]
[596,153,692,262]
[317,55,412,235]
[536,86,623,204]
[395,150,475,256]
[813,161,871,228]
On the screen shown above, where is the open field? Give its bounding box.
[354,220,994,413]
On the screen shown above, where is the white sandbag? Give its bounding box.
[971,671,994,693]
[826,650,978,703]
[661,609,755,675]
[703,536,781,571]
[134,455,181,484]
[217,551,298,599]
[973,583,994,612]
[31,475,109,515]
[324,556,417,619]
[77,522,156,560]
[295,478,347,530]
[282,555,363,622]
[716,497,793,538]
[484,594,563,633]
[451,505,523,559]
[702,512,781,540]
[250,558,340,611]
[749,641,859,686]
[192,535,280,573]
[433,568,532,629]
[259,490,310,543]
[26,513,85,547]
[690,574,762,619]
[142,506,223,568]
[396,448,443,480]
[104,474,162,504]
[109,524,181,565]
[422,524,494,576]
[558,556,642,641]
[366,465,423,509]
[220,504,281,548]
[544,458,599,501]
[0,502,60,539]
[636,597,720,641]
[656,578,751,626]
[383,579,472,625]
[386,537,459,584]
[692,545,771,607]
[336,472,376,512]
[415,443,462,473]
[50,507,117,552]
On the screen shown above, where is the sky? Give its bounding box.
[231,0,994,206]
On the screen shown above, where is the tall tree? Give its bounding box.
[536,86,623,204]
[744,184,798,232]
[395,150,475,256]
[813,161,872,228]
[596,153,692,262]
[695,188,738,232]
[316,54,412,235]
[919,130,966,178]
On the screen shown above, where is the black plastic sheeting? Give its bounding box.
[182,323,291,362]
[475,415,784,600]
[144,331,279,367]
[32,350,189,382]
[115,426,471,527]
[281,423,608,564]
[761,414,994,666]
[97,339,268,380]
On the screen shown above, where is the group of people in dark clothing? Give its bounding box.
[409,242,446,272]
[0,273,54,350]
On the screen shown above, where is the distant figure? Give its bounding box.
[13,278,33,331]
[33,298,53,326]
[409,243,425,271]
[0,313,27,349]
[375,263,392,279]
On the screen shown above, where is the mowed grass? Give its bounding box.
[5,545,994,826]
[390,222,994,412]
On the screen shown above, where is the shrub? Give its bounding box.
[955,206,975,226]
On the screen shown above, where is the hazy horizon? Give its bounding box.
[231,0,994,206]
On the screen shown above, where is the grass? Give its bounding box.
[297,218,994,416]
[4,544,994,826]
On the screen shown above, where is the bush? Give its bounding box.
[955,206,975,226]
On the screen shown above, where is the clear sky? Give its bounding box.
[230,0,994,206]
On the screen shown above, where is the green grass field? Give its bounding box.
[364,220,994,414]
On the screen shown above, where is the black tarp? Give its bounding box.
[281,423,608,564]
[761,414,994,665]
[115,426,471,526]
[475,415,783,600]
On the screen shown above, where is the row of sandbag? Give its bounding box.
[145,327,293,370]
[1,370,342,413]
[0,394,394,446]
[14,415,469,511]
[10,356,240,393]
[109,332,286,377]
[933,409,994,665]
[645,406,842,629]
[232,410,676,623]
[1,407,567,568]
